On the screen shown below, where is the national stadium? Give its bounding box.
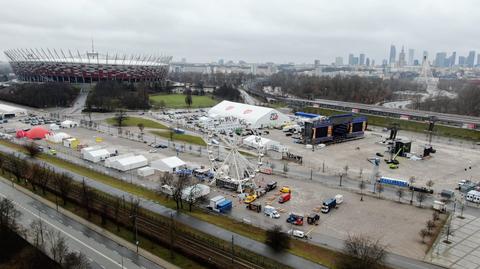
[4,49,171,83]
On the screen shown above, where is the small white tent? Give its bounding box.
[83,149,111,163]
[110,155,148,171]
[61,120,78,128]
[45,132,71,143]
[137,166,155,177]
[150,156,186,172]
[49,124,60,131]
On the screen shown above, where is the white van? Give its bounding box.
[466,190,480,203]
[264,205,280,219]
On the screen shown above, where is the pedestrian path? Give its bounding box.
[429,213,480,269]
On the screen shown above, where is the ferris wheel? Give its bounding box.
[205,129,264,193]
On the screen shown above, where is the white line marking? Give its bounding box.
[0,193,123,268]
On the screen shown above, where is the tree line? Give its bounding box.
[85,80,150,111]
[168,72,252,88]
[262,72,425,104]
[414,82,480,116]
[0,82,79,108]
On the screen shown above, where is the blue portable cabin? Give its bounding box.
[216,199,232,213]
[378,176,409,187]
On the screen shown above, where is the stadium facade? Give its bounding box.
[4,49,171,83]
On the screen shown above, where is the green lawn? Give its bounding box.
[105,116,167,129]
[304,107,480,141]
[150,130,207,146]
[150,94,218,108]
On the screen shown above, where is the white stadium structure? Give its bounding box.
[208,100,290,128]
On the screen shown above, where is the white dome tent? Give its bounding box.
[208,100,290,129]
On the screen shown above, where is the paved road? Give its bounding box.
[0,144,323,269]
[0,179,166,269]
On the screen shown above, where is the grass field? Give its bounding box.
[305,107,480,141]
[105,116,167,129]
[150,94,218,108]
[150,130,207,146]
[0,140,337,266]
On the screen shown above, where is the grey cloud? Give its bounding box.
[0,0,478,63]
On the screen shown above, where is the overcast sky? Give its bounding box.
[0,0,478,64]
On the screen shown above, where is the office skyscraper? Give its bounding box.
[466,51,476,67]
[365,57,370,67]
[449,52,456,67]
[359,53,365,66]
[435,52,447,67]
[314,59,321,67]
[458,56,466,66]
[423,51,428,59]
[399,46,406,67]
[389,45,396,65]
[353,56,359,66]
[477,55,480,67]
[335,57,344,66]
[408,49,414,65]
[348,54,354,66]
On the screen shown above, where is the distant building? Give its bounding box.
[371,59,375,67]
[389,45,396,65]
[314,59,321,67]
[365,57,370,67]
[477,55,480,67]
[413,59,420,66]
[398,46,406,67]
[359,53,365,66]
[459,56,466,66]
[435,52,447,67]
[348,54,354,66]
[218,59,224,65]
[466,51,476,67]
[335,57,344,66]
[423,51,428,59]
[408,49,414,65]
[449,52,456,67]
[352,56,359,66]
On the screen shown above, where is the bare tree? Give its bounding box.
[114,197,121,232]
[137,123,145,140]
[47,229,69,264]
[376,183,384,198]
[185,93,193,108]
[396,187,404,202]
[30,218,47,250]
[358,168,363,179]
[426,220,436,235]
[115,109,127,127]
[37,166,51,195]
[419,229,429,244]
[158,100,166,111]
[0,197,21,232]
[432,211,440,222]
[185,184,202,212]
[266,225,290,252]
[426,179,434,189]
[416,192,427,207]
[408,176,416,205]
[25,163,42,191]
[172,173,190,210]
[343,164,349,176]
[63,252,89,269]
[359,180,366,201]
[81,179,93,219]
[6,154,27,183]
[24,142,41,158]
[55,173,73,205]
[336,234,387,269]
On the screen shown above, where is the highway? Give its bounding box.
[0,179,168,269]
[243,84,480,128]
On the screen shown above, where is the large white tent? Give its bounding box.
[0,104,27,117]
[150,156,186,172]
[243,135,288,152]
[83,149,111,163]
[107,155,148,171]
[208,100,290,129]
[45,132,71,143]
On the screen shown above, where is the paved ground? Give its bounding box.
[429,213,480,269]
[0,179,169,269]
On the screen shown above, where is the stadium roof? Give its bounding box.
[4,49,171,66]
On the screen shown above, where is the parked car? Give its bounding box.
[266,181,277,192]
[287,229,306,239]
[278,192,291,203]
[264,205,280,219]
[286,212,304,226]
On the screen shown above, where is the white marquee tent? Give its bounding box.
[107,155,148,171]
[150,156,186,172]
[83,149,111,163]
[45,132,71,143]
[208,100,290,129]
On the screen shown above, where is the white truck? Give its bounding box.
[264,205,280,219]
[466,190,480,203]
[433,200,446,212]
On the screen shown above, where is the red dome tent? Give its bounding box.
[25,126,51,140]
[16,130,27,138]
